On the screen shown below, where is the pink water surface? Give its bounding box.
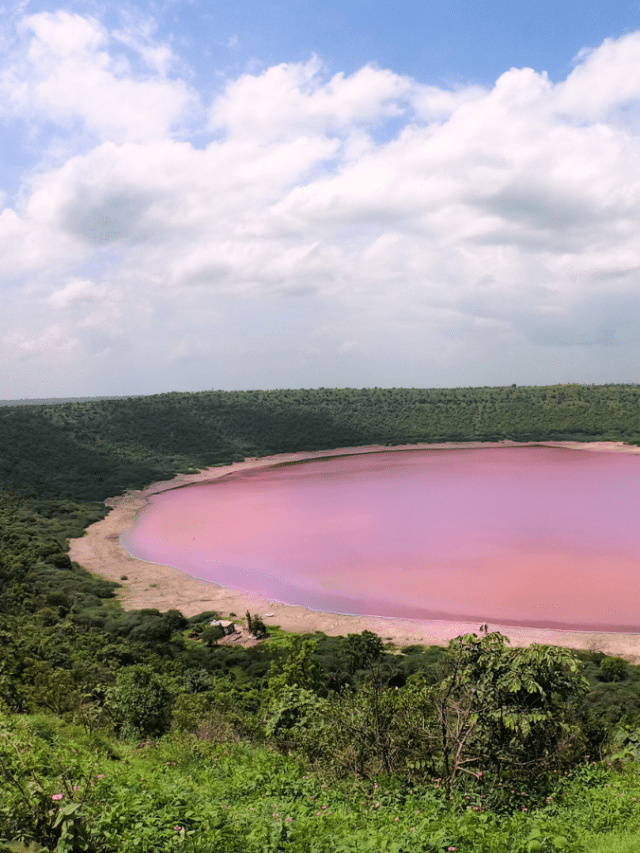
[122,447,640,631]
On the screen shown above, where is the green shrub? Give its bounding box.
[600,657,628,683]
[114,665,171,739]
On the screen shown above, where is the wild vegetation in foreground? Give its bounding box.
[1,705,640,853]
[2,384,640,851]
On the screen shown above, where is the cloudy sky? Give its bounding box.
[2,0,640,399]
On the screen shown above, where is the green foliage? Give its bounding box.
[4,712,640,853]
[267,636,325,699]
[245,611,267,637]
[432,627,590,792]
[200,623,225,647]
[599,656,628,683]
[114,665,171,739]
[341,630,385,675]
[300,677,435,781]
[264,685,323,740]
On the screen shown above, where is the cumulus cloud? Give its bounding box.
[0,10,196,144]
[557,33,640,123]
[209,56,416,141]
[2,11,640,397]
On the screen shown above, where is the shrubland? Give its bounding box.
[1,384,640,851]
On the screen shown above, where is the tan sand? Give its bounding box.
[68,440,640,662]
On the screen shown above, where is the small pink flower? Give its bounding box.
[97,774,104,779]
[174,826,183,832]
[286,817,292,822]
[52,793,63,801]
[394,817,399,821]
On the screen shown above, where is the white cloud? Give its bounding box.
[0,11,197,144]
[209,57,415,141]
[112,12,177,77]
[558,32,640,123]
[3,13,640,396]
[3,323,80,353]
[49,279,105,310]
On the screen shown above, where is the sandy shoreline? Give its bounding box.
[68,440,640,662]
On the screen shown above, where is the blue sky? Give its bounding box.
[2,0,640,397]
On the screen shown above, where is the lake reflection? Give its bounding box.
[122,447,640,631]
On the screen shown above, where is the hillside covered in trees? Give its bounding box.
[2,383,640,500]
[2,384,640,852]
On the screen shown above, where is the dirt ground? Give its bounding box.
[68,440,640,662]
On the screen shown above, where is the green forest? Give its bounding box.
[2,383,640,853]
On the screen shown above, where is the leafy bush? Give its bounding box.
[600,657,628,683]
[114,665,171,739]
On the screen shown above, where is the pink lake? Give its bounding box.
[122,447,640,631]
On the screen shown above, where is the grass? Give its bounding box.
[587,834,640,853]
[3,712,640,852]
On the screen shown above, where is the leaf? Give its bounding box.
[53,802,82,828]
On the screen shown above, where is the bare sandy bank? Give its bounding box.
[68,440,640,662]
